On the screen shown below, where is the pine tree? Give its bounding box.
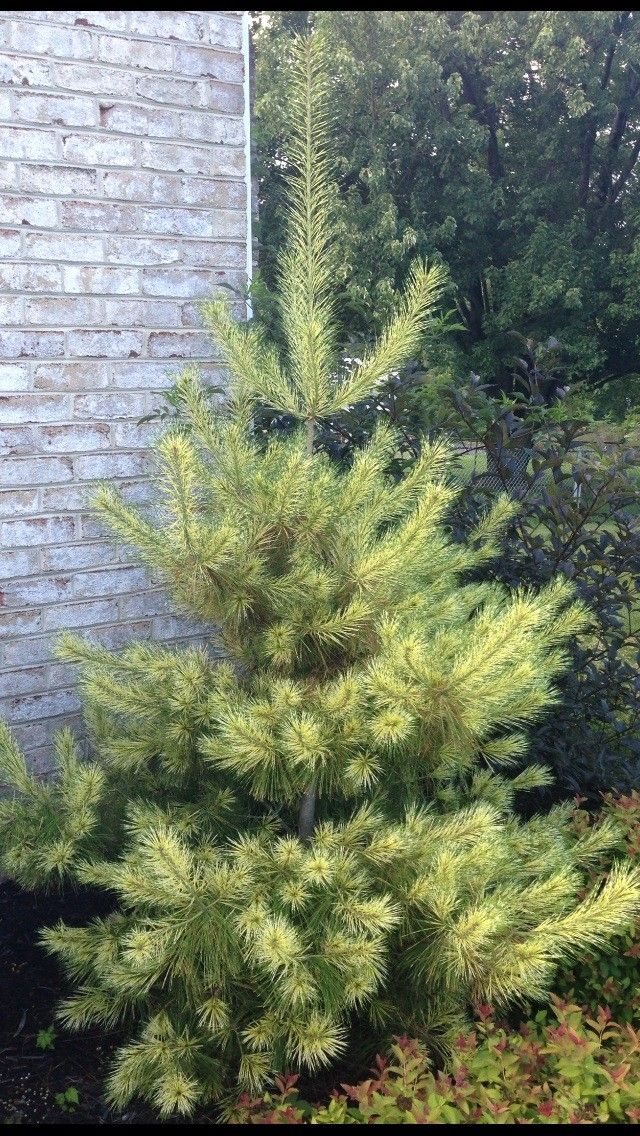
[1,34,640,1119]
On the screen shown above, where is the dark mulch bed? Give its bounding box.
[0,879,370,1125]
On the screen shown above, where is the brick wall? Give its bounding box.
[0,10,249,773]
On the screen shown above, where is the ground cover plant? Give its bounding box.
[229,1003,640,1124]
[1,33,640,1121]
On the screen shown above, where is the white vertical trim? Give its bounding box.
[242,10,253,320]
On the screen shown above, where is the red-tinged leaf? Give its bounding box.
[538,1100,554,1117]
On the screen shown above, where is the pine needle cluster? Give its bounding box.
[1,34,639,1118]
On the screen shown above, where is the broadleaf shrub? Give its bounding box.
[229,1000,640,1124]
[447,363,640,806]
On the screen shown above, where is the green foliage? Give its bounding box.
[445,361,640,803]
[554,792,640,1025]
[35,1025,57,1051]
[54,1086,79,1114]
[229,1002,640,1124]
[254,11,640,389]
[0,33,639,1120]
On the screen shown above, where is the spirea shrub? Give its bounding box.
[229,1002,640,1125]
[0,35,639,1119]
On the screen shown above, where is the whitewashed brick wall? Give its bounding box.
[0,10,249,773]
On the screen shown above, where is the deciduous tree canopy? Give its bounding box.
[254,10,640,389]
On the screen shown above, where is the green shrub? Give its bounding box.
[229,1000,640,1124]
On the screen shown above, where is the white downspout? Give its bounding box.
[242,11,254,320]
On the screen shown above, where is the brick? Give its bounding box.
[0,126,58,161]
[74,565,148,599]
[0,425,34,455]
[104,234,181,265]
[62,265,138,294]
[0,363,30,391]
[135,74,208,109]
[34,361,110,390]
[0,549,40,578]
[151,614,210,640]
[148,330,216,358]
[0,331,64,358]
[40,484,88,510]
[1,574,73,609]
[0,489,39,516]
[181,240,246,268]
[119,589,172,619]
[0,160,18,190]
[0,666,46,698]
[67,329,144,358]
[140,205,215,237]
[91,620,152,650]
[0,51,51,87]
[54,61,135,97]
[42,542,126,572]
[180,175,245,208]
[173,45,242,82]
[179,111,244,147]
[72,388,147,420]
[63,132,137,167]
[0,227,21,256]
[58,199,137,232]
[1,295,24,324]
[1,638,55,669]
[24,231,103,262]
[0,194,57,227]
[103,297,181,327]
[0,456,73,487]
[9,21,94,58]
[1,262,62,292]
[141,266,211,297]
[99,101,179,139]
[101,168,180,204]
[0,392,70,423]
[206,80,245,116]
[108,360,177,389]
[13,92,97,128]
[141,140,244,177]
[73,451,149,479]
[206,14,243,51]
[21,163,98,196]
[39,422,111,452]
[129,11,204,42]
[9,689,81,724]
[25,295,103,325]
[0,608,42,637]
[2,514,77,547]
[58,11,129,32]
[98,33,173,71]
[112,419,163,448]
[42,599,113,636]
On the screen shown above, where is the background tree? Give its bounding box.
[253,10,640,393]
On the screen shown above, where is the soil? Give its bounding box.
[0,879,370,1126]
